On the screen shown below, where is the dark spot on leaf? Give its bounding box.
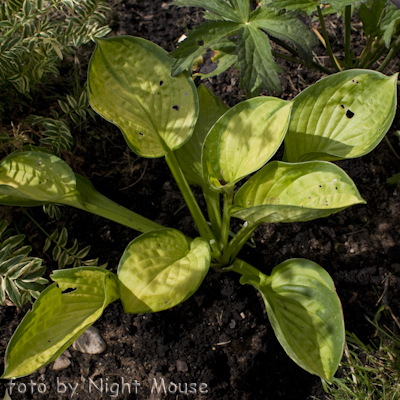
[172,105,179,111]
[198,40,204,46]
[62,287,77,294]
[159,81,164,86]
[346,109,355,119]
[340,104,345,109]
[319,185,322,188]
[157,92,160,95]
[139,132,144,136]
[352,80,358,84]
[336,187,338,190]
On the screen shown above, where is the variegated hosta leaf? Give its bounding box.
[88,36,198,158]
[230,160,365,224]
[284,70,398,162]
[1,267,120,379]
[202,97,292,192]
[175,84,229,187]
[118,228,210,314]
[239,258,345,381]
[0,151,76,204]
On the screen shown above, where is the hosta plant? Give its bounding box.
[0,36,397,384]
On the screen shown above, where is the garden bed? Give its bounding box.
[1,1,400,399]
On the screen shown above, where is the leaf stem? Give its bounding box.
[384,135,400,161]
[202,186,222,240]
[165,150,220,257]
[269,36,333,74]
[220,220,258,266]
[317,5,342,72]
[356,36,373,68]
[20,208,83,266]
[60,175,165,234]
[223,257,262,277]
[272,50,332,75]
[20,207,50,239]
[219,186,234,253]
[364,46,388,70]
[344,5,353,69]
[377,33,400,72]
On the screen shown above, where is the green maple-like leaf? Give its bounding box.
[250,7,318,66]
[170,0,317,93]
[237,24,283,93]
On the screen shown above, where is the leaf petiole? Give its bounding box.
[344,5,353,69]
[165,150,221,257]
[316,5,342,72]
[202,186,222,241]
[220,220,258,266]
[219,185,234,253]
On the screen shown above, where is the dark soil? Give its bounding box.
[1,1,400,399]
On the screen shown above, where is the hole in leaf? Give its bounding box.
[198,40,204,46]
[346,110,355,119]
[62,287,77,294]
[340,104,345,109]
[172,105,179,111]
[352,80,358,84]
[159,81,164,86]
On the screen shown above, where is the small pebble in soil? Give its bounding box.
[176,360,188,373]
[72,326,107,354]
[52,354,71,370]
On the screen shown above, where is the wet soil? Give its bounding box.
[1,1,400,399]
